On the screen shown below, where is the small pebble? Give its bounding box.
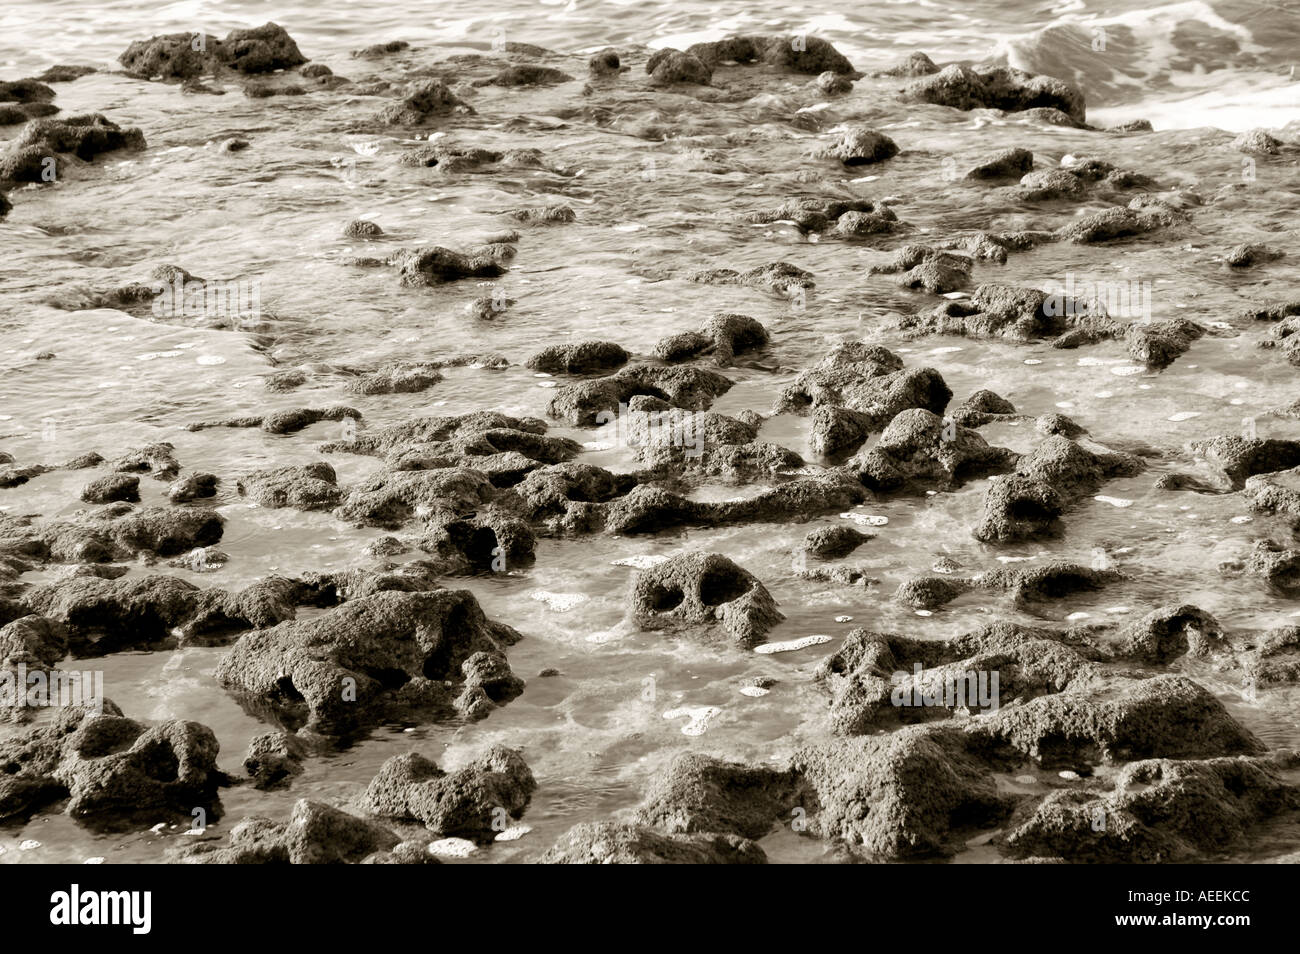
[1058,770,1081,781]
[428,838,478,858]
[834,615,853,623]
[663,705,721,736]
[755,634,832,655]
[840,512,888,526]
[528,590,587,611]
[495,825,531,842]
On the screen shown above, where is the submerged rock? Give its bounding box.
[818,623,1093,734]
[214,589,522,733]
[795,726,1012,859]
[1004,755,1300,863]
[1245,466,1300,527]
[1226,243,1284,268]
[1113,604,1227,664]
[632,753,807,839]
[178,799,401,864]
[1190,436,1300,489]
[1056,198,1185,244]
[967,674,1263,766]
[24,574,298,654]
[974,436,1144,542]
[1,114,145,184]
[588,49,621,77]
[526,341,629,374]
[547,364,733,426]
[850,408,1017,491]
[1246,540,1300,596]
[869,245,972,294]
[902,63,1085,124]
[80,473,139,504]
[1244,625,1300,687]
[360,746,535,842]
[687,260,814,295]
[376,80,470,125]
[333,467,496,528]
[685,34,856,76]
[473,65,573,87]
[822,126,898,165]
[645,50,712,86]
[801,525,872,559]
[542,822,766,864]
[966,147,1034,180]
[0,708,226,822]
[244,731,308,790]
[391,245,507,285]
[169,472,218,503]
[236,462,342,511]
[119,22,307,79]
[629,551,783,647]
[652,314,768,366]
[951,389,1017,427]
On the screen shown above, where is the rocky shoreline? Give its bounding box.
[2,21,1299,864]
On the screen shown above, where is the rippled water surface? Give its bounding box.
[1,0,1299,863]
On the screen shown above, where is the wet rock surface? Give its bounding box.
[630,551,784,647]
[2,15,1297,868]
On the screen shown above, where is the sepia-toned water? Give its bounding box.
[1,0,1299,863]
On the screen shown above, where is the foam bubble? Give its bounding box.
[611,554,670,569]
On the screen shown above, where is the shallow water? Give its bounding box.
[1,0,1299,864]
